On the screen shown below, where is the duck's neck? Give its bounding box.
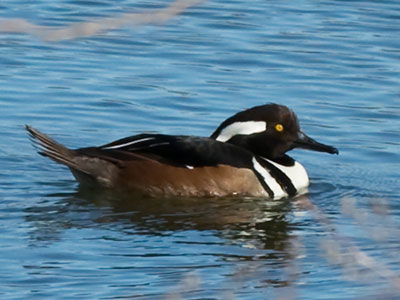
[268,154,295,167]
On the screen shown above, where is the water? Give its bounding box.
[1,0,400,299]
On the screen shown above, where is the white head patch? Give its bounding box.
[215,121,267,142]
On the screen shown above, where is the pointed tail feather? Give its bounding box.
[26,125,121,188]
[25,125,83,171]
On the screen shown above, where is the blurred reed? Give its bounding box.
[0,0,203,41]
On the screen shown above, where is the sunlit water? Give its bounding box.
[1,1,400,299]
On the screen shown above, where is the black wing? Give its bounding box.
[97,133,255,169]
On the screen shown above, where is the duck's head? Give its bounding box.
[210,103,338,160]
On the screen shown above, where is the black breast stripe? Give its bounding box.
[252,170,274,198]
[256,157,297,197]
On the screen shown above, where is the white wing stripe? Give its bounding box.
[103,137,155,150]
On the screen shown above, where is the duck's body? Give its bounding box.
[27,104,338,198]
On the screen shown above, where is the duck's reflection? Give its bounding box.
[25,186,301,254]
[106,191,296,253]
[24,187,309,293]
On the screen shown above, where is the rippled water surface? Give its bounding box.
[1,1,400,299]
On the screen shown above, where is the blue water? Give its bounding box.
[1,1,400,299]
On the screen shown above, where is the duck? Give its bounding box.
[26,103,338,198]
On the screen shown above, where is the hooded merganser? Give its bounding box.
[26,103,338,198]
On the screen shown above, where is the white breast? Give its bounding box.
[255,157,310,199]
[268,158,309,192]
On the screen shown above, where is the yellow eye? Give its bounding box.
[275,124,284,132]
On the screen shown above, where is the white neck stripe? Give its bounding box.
[215,121,267,142]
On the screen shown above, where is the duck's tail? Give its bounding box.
[26,125,120,188]
[25,125,81,169]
